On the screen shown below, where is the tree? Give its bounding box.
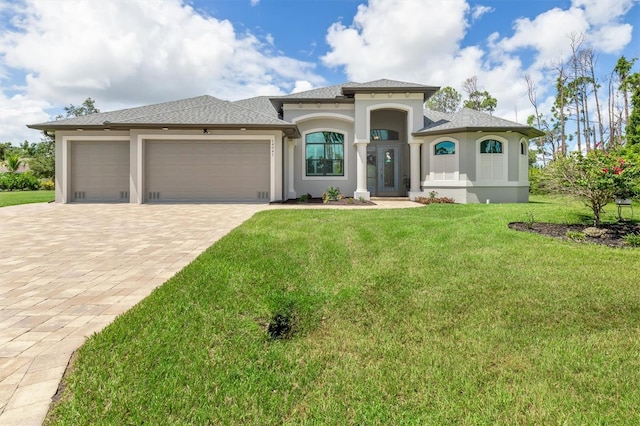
[28,139,55,179]
[3,154,23,173]
[425,86,462,113]
[614,56,637,127]
[462,76,497,114]
[626,73,640,145]
[62,97,100,118]
[546,150,639,226]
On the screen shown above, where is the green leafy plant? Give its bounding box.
[546,150,640,226]
[40,179,55,191]
[358,196,365,203]
[0,172,41,191]
[298,193,312,203]
[322,186,343,203]
[565,230,586,241]
[525,211,535,229]
[623,233,640,247]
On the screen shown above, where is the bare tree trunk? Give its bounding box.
[569,33,586,153]
[586,49,605,149]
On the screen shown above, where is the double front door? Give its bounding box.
[367,145,402,196]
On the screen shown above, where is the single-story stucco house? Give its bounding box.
[28,79,543,204]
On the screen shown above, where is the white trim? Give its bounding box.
[292,112,355,124]
[475,135,508,182]
[365,103,414,145]
[301,128,349,181]
[421,181,525,188]
[519,137,529,183]
[429,136,460,182]
[137,133,277,202]
[61,135,130,204]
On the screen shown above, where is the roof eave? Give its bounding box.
[412,127,545,138]
[27,122,300,137]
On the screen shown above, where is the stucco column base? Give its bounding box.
[408,191,424,201]
[354,190,371,201]
[287,191,297,200]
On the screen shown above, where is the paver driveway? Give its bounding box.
[0,202,268,426]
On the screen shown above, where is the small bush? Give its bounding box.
[415,196,455,205]
[323,186,343,203]
[298,193,312,203]
[623,233,640,247]
[565,230,586,241]
[0,172,41,191]
[40,179,55,191]
[524,211,535,229]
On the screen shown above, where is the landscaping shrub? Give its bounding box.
[40,179,55,191]
[322,186,343,203]
[415,196,455,205]
[0,172,41,191]
[623,233,640,247]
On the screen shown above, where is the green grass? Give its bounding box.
[46,196,640,425]
[0,190,54,207]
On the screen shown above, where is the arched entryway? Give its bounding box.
[366,109,408,196]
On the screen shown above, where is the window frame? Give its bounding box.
[429,137,459,181]
[302,129,349,181]
[476,135,508,182]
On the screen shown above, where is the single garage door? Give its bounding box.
[70,141,130,202]
[145,140,270,202]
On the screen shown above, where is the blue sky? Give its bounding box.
[1,0,638,145]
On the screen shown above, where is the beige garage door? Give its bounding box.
[70,141,130,202]
[145,140,270,202]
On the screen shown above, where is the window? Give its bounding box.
[480,139,503,154]
[434,141,455,155]
[370,129,399,141]
[430,139,458,181]
[305,131,344,176]
[520,141,527,155]
[477,137,507,181]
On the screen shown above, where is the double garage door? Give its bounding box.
[70,140,270,203]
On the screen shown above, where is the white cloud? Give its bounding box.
[471,5,494,21]
[572,0,636,26]
[0,92,50,143]
[497,7,590,66]
[250,0,260,6]
[590,24,634,53]
[0,0,324,142]
[291,80,315,94]
[322,0,471,83]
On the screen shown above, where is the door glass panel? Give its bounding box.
[367,149,377,193]
[382,149,395,189]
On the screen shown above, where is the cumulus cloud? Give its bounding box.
[0,0,324,142]
[572,0,636,26]
[291,80,315,93]
[322,0,471,83]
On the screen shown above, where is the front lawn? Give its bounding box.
[0,190,54,207]
[47,197,640,424]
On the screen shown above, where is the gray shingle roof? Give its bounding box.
[343,78,438,91]
[232,96,278,118]
[28,95,294,130]
[416,108,544,138]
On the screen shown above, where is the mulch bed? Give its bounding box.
[281,197,376,206]
[509,221,640,248]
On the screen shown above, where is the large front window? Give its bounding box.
[305,131,344,176]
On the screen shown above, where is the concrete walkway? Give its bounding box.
[0,200,420,425]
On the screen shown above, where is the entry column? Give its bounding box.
[353,138,370,200]
[408,139,423,198]
[287,138,297,199]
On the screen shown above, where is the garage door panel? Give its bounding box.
[71,141,130,202]
[146,141,270,202]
